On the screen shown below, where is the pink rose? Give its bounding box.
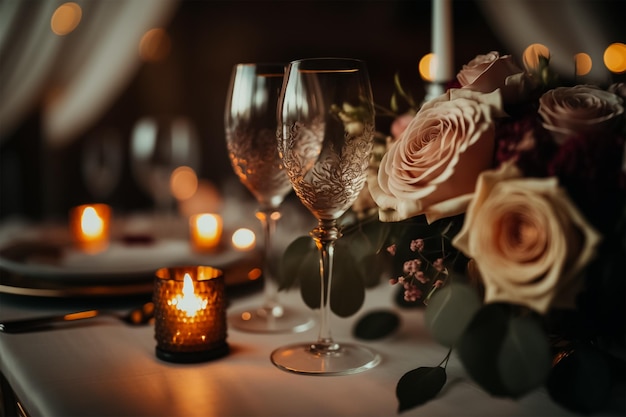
[538,85,624,144]
[452,161,601,313]
[390,112,415,139]
[457,51,528,105]
[369,89,503,223]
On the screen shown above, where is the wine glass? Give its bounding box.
[130,115,201,218]
[271,58,380,375]
[81,127,123,201]
[224,62,315,333]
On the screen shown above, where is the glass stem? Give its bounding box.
[256,208,282,317]
[310,219,341,353]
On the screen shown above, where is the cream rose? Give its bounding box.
[457,51,528,104]
[452,161,601,314]
[538,85,624,144]
[368,89,503,223]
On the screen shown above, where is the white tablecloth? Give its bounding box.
[0,283,593,417]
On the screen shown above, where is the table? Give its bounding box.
[0,282,601,417]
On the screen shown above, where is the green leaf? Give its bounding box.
[279,236,316,291]
[296,242,365,317]
[299,250,323,310]
[456,304,510,397]
[424,282,481,347]
[396,366,447,412]
[457,303,551,398]
[359,252,391,288]
[497,315,551,397]
[547,343,613,414]
[353,309,400,340]
[390,92,399,114]
[330,249,365,317]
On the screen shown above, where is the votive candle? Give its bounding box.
[189,213,223,252]
[69,203,111,253]
[153,265,229,363]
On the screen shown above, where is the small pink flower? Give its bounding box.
[386,244,397,256]
[403,259,421,275]
[410,238,424,253]
[433,258,444,272]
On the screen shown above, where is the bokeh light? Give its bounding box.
[170,166,198,200]
[51,2,82,36]
[604,43,626,74]
[523,43,550,70]
[139,28,171,62]
[419,53,435,82]
[232,228,256,251]
[574,53,592,76]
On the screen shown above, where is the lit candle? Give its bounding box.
[231,228,256,251]
[154,266,229,363]
[171,273,207,316]
[189,213,223,252]
[432,0,453,83]
[69,204,111,253]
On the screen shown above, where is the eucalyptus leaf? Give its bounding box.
[456,303,514,397]
[396,366,447,412]
[497,315,551,397]
[330,249,365,317]
[341,228,374,262]
[353,309,400,340]
[457,303,550,398]
[359,252,391,288]
[424,283,481,347]
[547,343,613,414]
[279,236,316,290]
[298,249,323,310]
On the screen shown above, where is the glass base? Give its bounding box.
[228,305,315,333]
[270,342,381,375]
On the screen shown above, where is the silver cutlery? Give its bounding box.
[0,302,154,333]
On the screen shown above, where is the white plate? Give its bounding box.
[0,238,249,284]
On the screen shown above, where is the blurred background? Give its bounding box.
[1,0,624,223]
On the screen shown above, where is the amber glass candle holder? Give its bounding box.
[153,266,229,363]
[69,203,111,253]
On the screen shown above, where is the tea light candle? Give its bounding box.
[153,265,229,363]
[69,203,111,253]
[189,213,223,252]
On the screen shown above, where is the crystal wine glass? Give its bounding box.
[130,115,201,217]
[224,62,315,333]
[271,58,380,374]
[81,127,123,202]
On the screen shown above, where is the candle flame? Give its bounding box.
[80,207,104,238]
[197,214,219,236]
[173,273,207,316]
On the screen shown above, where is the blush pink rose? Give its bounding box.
[390,112,415,139]
[369,89,503,223]
[452,161,601,313]
[457,51,528,105]
[538,85,624,144]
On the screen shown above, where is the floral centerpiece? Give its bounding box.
[364,51,625,414]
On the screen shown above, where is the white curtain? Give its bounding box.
[0,0,177,147]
